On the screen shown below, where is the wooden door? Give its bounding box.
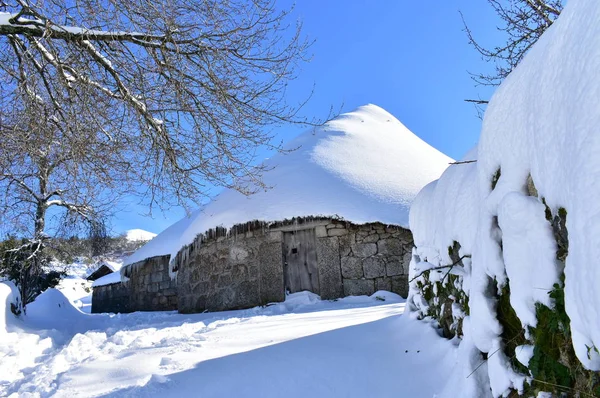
[283,229,320,295]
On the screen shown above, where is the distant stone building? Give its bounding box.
[92,104,451,314]
[86,263,114,281]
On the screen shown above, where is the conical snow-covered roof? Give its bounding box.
[125,104,452,265]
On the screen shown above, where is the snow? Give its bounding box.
[0,290,459,397]
[497,192,559,329]
[0,281,20,333]
[126,104,452,267]
[55,277,93,312]
[515,345,535,368]
[124,229,157,242]
[92,271,121,288]
[408,0,600,395]
[477,0,600,371]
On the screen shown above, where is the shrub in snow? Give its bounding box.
[0,236,64,308]
[407,0,600,396]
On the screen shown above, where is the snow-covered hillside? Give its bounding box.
[408,0,600,396]
[126,104,452,266]
[124,229,157,242]
[0,285,457,397]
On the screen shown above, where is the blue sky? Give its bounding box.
[113,1,503,235]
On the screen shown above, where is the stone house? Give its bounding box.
[92,218,413,313]
[86,262,114,281]
[92,104,451,314]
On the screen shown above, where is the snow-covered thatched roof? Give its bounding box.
[125,104,453,267]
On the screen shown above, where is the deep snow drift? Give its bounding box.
[408,0,600,396]
[125,104,452,267]
[1,288,457,397]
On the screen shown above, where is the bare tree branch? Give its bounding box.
[461,0,563,87]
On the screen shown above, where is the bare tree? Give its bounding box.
[0,0,319,306]
[0,0,317,209]
[462,0,563,110]
[0,96,133,308]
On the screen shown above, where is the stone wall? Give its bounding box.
[176,229,285,313]
[91,282,130,313]
[333,222,412,298]
[127,255,177,311]
[93,219,413,314]
[92,255,177,313]
[175,219,412,314]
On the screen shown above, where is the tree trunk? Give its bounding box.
[20,175,48,312]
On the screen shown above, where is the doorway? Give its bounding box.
[282,229,320,295]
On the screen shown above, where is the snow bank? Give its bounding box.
[0,281,21,333]
[409,0,600,395]
[2,288,448,397]
[476,0,600,371]
[125,104,452,267]
[26,288,91,334]
[264,290,403,315]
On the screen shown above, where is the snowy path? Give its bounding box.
[2,291,456,397]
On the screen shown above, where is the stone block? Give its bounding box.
[363,256,386,278]
[338,234,354,256]
[267,231,283,242]
[377,238,403,256]
[234,280,261,308]
[316,237,343,300]
[159,280,171,290]
[191,280,209,294]
[403,250,413,273]
[258,241,285,304]
[248,265,259,279]
[217,273,233,288]
[352,243,377,257]
[361,233,380,243]
[341,256,363,279]
[229,246,249,262]
[343,279,375,297]
[391,276,408,298]
[151,272,164,283]
[397,228,414,244]
[327,228,347,237]
[232,264,248,281]
[375,277,392,292]
[386,256,404,276]
[209,274,219,289]
[315,225,328,238]
[206,287,236,312]
[194,295,207,312]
